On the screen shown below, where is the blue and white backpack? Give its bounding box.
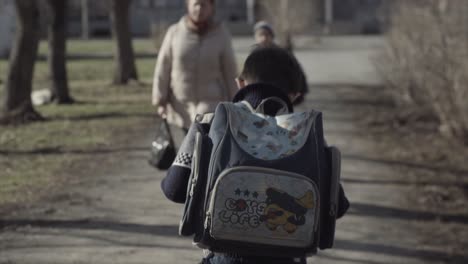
[179,97,341,257]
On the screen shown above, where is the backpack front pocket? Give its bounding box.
[207,167,319,248]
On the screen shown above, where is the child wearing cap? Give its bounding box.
[254,20,275,46]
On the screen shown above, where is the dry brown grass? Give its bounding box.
[0,39,156,207]
[377,0,468,143]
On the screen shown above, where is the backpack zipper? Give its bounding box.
[189,132,203,197]
[328,147,341,217]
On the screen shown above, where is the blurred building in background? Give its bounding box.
[67,0,111,37]
[66,0,250,38]
[133,0,249,36]
[327,0,388,34]
[136,0,389,36]
[0,0,15,57]
[0,0,390,45]
[254,0,388,35]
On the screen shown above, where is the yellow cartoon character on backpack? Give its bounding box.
[260,188,315,233]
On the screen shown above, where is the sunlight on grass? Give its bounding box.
[0,39,157,206]
[0,82,154,204]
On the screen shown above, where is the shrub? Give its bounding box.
[378,0,468,143]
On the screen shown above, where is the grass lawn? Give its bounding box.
[38,38,158,55]
[0,39,157,206]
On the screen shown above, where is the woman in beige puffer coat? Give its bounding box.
[152,0,238,130]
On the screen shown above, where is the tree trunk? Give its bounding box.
[48,0,74,104]
[109,0,138,85]
[246,0,255,24]
[324,0,333,34]
[279,0,293,52]
[81,0,89,39]
[1,0,43,124]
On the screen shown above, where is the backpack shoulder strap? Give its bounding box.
[195,113,215,125]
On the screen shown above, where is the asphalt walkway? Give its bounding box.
[1,36,465,264]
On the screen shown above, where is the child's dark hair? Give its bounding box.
[239,46,303,97]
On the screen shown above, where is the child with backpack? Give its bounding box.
[161,46,350,264]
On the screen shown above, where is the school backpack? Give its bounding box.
[179,97,341,257]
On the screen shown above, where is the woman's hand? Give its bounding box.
[157,105,167,119]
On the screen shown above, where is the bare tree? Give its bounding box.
[81,0,89,39]
[1,0,42,124]
[47,0,74,104]
[323,0,333,34]
[279,0,293,52]
[109,0,138,85]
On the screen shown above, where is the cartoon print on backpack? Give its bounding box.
[218,186,315,234]
[230,103,315,160]
[260,188,315,234]
[219,188,267,229]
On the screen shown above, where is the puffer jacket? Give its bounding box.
[152,16,238,129]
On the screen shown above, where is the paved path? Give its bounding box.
[234,36,383,86]
[1,37,466,264]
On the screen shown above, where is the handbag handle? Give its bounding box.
[161,118,175,147]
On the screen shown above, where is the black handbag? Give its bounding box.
[148,118,176,170]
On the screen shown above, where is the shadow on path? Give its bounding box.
[1,229,190,250]
[316,254,387,264]
[0,219,179,238]
[49,112,154,122]
[343,176,468,188]
[334,239,467,264]
[343,153,468,177]
[0,147,149,156]
[349,202,468,224]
